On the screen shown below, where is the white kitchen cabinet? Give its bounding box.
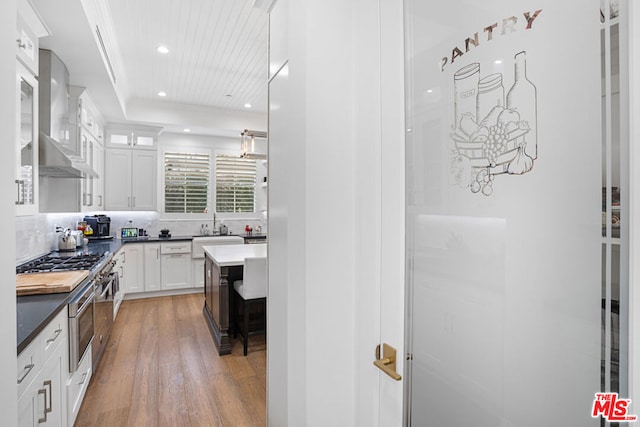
[161,242,192,290]
[18,351,66,427]
[120,244,144,294]
[144,243,162,292]
[106,125,160,150]
[15,60,38,216]
[17,308,67,427]
[16,0,46,77]
[192,258,205,288]
[104,148,157,211]
[70,87,104,212]
[113,250,125,317]
[65,349,91,427]
[93,143,105,209]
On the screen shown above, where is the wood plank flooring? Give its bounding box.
[75,293,266,427]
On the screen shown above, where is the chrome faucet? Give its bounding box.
[212,212,219,235]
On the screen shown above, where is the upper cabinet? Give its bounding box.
[15,0,47,216]
[16,0,47,77]
[106,125,160,150]
[104,124,160,211]
[15,61,38,216]
[104,148,157,211]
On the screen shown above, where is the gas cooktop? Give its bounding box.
[16,253,106,274]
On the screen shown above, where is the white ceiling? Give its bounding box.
[109,0,268,112]
[31,0,270,136]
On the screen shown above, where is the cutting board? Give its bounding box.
[16,270,90,296]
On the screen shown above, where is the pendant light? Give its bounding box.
[240,129,267,159]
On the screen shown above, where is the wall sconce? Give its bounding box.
[241,129,267,159]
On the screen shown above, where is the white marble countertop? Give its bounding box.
[203,243,267,267]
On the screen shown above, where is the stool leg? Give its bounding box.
[243,299,249,356]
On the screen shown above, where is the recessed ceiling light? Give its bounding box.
[158,91,167,97]
[157,46,169,54]
[244,103,252,108]
[184,128,191,133]
[494,59,503,64]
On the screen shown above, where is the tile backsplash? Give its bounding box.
[16,211,267,265]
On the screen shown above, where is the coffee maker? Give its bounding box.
[83,215,112,239]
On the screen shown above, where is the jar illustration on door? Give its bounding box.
[506,51,538,159]
[454,63,480,127]
[476,73,504,124]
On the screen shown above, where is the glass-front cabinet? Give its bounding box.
[106,125,159,150]
[15,60,38,216]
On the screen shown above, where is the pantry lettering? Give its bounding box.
[441,9,543,72]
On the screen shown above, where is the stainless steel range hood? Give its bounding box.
[39,132,97,177]
[38,49,97,178]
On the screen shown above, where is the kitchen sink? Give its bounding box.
[191,236,244,258]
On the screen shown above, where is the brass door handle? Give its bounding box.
[373,343,402,381]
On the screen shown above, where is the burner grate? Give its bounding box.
[16,253,105,274]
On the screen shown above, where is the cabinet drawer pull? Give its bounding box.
[15,179,25,205]
[79,372,88,385]
[44,380,53,414]
[17,363,35,384]
[46,328,62,344]
[37,386,47,423]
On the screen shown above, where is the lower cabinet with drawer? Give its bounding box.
[161,241,192,290]
[17,308,68,427]
[66,348,92,426]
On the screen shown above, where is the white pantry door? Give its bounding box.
[379,0,604,425]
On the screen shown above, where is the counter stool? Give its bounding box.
[233,257,267,356]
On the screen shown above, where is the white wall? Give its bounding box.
[268,0,382,425]
[3,0,19,423]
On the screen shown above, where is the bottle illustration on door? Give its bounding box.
[450,51,538,196]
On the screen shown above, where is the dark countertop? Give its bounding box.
[17,280,93,354]
[120,235,194,243]
[16,241,117,354]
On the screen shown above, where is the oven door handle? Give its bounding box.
[99,282,111,299]
[77,290,96,316]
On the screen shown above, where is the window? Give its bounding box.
[215,155,256,213]
[164,151,210,213]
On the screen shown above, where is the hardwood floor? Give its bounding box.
[75,293,266,427]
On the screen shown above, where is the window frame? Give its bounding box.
[159,145,262,221]
[214,151,258,216]
[160,146,213,220]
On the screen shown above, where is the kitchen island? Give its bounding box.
[203,243,267,355]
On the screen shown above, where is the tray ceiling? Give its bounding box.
[109,0,269,113]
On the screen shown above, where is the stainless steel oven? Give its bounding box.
[68,282,95,372]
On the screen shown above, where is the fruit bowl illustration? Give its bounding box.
[452,106,530,174]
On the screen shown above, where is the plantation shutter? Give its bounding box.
[215,155,256,213]
[164,152,210,213]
